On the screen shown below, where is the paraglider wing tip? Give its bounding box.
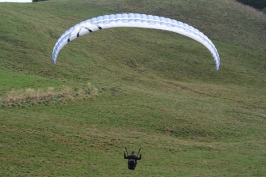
[215,59,220,70]
[52,59,56,65]
[216,62,220,70]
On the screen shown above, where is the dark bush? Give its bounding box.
[33,0,48,2]
[263,7,266,13]
[236,0,266,10]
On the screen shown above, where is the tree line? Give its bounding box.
[32,0,48,2]
[236,0,266,11]
[31,0,266,13]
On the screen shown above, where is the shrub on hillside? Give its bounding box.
[263,7,266,13]
[32,0,48,2]
[236,0,266,10]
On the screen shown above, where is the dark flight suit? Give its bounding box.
[124,152,142,170]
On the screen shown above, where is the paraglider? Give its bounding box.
[124,147,142,170]
[52,13,220,70]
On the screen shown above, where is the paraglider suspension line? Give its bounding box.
[137,148,141,157]
[125,147,128,156]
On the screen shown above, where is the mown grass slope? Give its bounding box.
[0,0,266,176]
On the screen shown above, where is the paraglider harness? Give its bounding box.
[124,147,141,170]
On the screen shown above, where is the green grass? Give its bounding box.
[1,0,266,176]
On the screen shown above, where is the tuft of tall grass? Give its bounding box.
[0,83,98,107]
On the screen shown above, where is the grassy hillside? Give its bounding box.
[0,0,266,176]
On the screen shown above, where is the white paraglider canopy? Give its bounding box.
[0,0,32,2]
[52,13,220,70]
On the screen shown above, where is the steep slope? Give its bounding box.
[0,0,266,176]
